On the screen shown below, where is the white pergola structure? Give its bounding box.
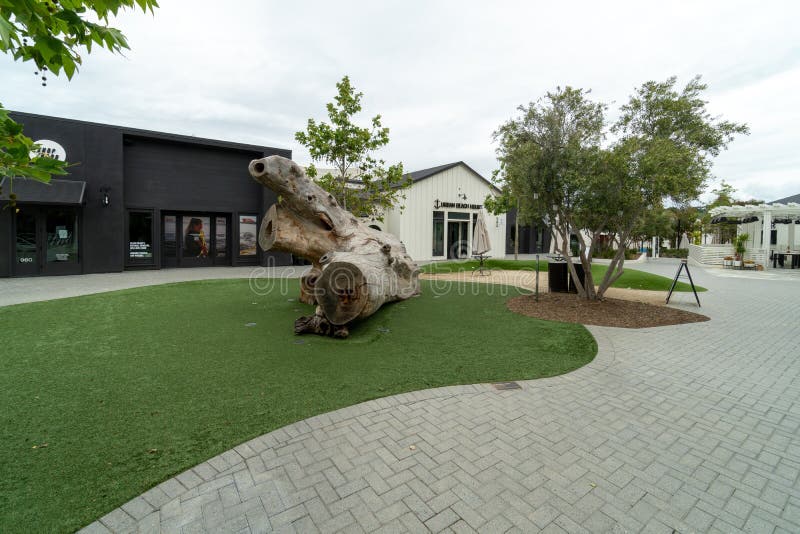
[708,202,800,267]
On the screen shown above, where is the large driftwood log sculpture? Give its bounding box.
[248,156,421,338]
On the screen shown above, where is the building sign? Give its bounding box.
[30,140,67,161]
[434,199,482,210]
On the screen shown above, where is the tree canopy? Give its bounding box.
[491,77,748,299]
[295,76,409,221]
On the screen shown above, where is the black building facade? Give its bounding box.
[0,112,292,277]
[505,208,551,254]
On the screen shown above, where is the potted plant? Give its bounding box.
[723,255,734,269]
[734,233,749,269]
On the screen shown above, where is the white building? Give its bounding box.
[690,192,800,268]
[371,162,507,262]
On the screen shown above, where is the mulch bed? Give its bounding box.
[507,292,710,328]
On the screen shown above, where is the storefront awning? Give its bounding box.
[0,177,86,206]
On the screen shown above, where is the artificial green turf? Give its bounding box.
[0,279,595,533]
[421,259,707,292]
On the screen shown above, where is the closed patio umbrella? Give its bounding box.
[679,232,690,249]
[472,211,491,256]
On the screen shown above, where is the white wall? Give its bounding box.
[737,220,797,250]
[383,164,506,262]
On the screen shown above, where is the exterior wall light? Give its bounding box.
[100,187,110,207]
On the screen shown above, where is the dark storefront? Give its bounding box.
[505,208,551,255]
[0,112,292,277]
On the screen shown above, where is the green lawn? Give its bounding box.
[0,279,595,533]
[421,259,706,292]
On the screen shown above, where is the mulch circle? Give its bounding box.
[507,292,710,328]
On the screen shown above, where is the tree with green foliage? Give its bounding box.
[491,86,610,298]
[295,76,409,221]
[666,204,700,248]
[0,0,158,204]
[491,77,748,299]
[631,205,674,249]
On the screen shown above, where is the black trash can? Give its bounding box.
[548,261,586,293]
[548,262,569,293]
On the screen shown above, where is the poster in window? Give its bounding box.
[239,215,257,256]
[183,216,210,258]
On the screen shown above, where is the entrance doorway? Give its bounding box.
[161,213,231,268]
[447,219,470,259]
[14,206,81,276]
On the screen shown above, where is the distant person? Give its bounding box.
[184,218,208,257]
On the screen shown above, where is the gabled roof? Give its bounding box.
[771,193,800,205]
[405,161,500,192]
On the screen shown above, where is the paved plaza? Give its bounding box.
[22,261,800,533]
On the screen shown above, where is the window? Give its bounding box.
[432,211,444,257]
[128,211,153,263]
[239,214,257,256]
[771,229,777,245]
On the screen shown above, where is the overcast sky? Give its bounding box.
[3,0,799,202]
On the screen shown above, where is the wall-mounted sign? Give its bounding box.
[434,199,482,210]
[30,140,67,161]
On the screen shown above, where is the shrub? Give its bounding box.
[659,248,688,258]
[593,248,641,260]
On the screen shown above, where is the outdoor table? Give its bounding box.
[773,252,800,269]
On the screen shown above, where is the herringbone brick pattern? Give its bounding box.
[79,264,800,533]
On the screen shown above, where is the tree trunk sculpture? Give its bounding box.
[249,156,421,338]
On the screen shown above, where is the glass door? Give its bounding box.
[14,207,80,276]
[180,215,213,267]
[447,220,470,259]
[42,208,79,275]
[162,215,178,268]
[14,207,39,276]
[161,213,231,268]
[214,216,230,265]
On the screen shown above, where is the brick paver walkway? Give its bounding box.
[80,262,800,533]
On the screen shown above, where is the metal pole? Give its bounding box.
[514,198,519,261]
[535,253,540,302]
